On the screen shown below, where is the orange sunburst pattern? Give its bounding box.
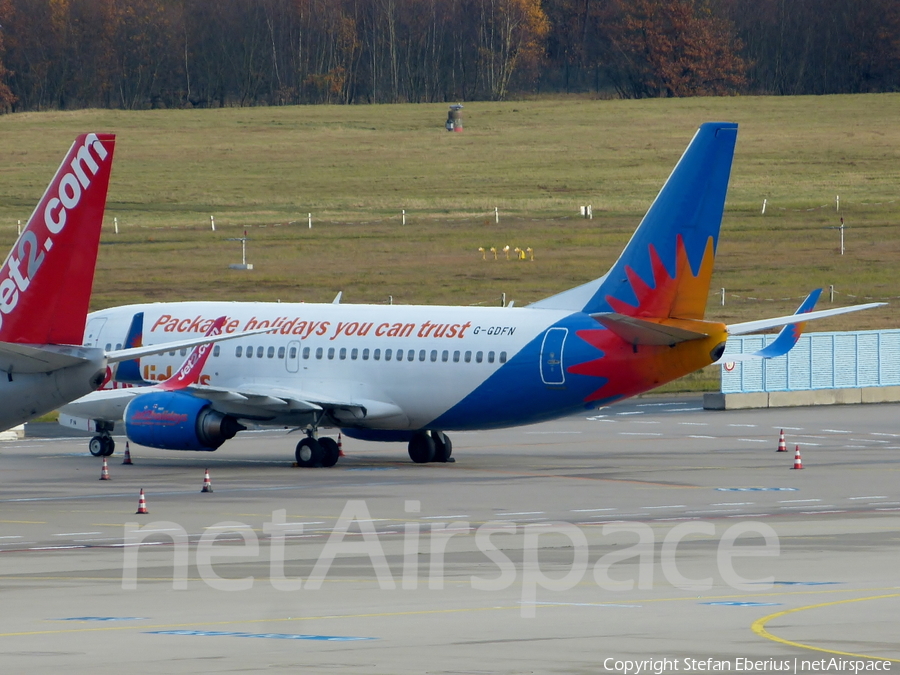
[606,235,715,321]
[568,236,724,403]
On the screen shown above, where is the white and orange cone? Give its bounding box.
[791,445,804,470]
[201,468,213,493]
[122,441,133,465]
[776,429,787,452]
[99,456,111,481]
[136,489,149,514]
[338,432,345,457]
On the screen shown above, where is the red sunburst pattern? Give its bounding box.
[568,235,724,402]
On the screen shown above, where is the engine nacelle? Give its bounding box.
[124,391,244,451]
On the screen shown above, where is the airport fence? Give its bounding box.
[721,329,900,394]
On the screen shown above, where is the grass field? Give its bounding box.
[0,95,897,392]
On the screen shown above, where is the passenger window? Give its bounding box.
[267,346,275,358]
[213,345,220,357]
[374,348,381,361]
[476,351,483,363]
[430,350,438,362]
[499,351,507,363]
[180,348,187,357]
[465,351,472,363]
[256,346,264,358]
[301,347,308,359]
[339,348,347,360]
[351,348,358,360]
[362,348,369,360]
[385,349,392,361]
[395,349,403,361]
[247,346,253,358]
[488,351,494,363]
[278,346,285,359]
[316,347,323,359]
[419,350,426,362]
[116,343,122,350]
[105,343,112,351]
[235,346,243,357]
[328,347,335,360]
[408,350,415,362]
[442,350,449,362]
[453,350,460,363]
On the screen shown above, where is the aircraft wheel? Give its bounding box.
[89,436,105,457]
[101,437,116,457]
[295,437,324,468]
[319,437,340,468]
[408,431,435,464]
[431,431,452,463]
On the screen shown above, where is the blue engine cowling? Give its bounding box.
[124,391,244,451]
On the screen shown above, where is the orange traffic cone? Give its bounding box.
[776,429,787,452]
[791,445,804,470]
[99,456,111,481]
[338,432,345,457]
[122,441,133,465]
[136,489,149,514]
[201,468,213,493]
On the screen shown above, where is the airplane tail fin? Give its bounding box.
[0,133,116,346]
[530,123,737,319]
[157,317,228,391]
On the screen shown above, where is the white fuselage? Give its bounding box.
[85,301,576,430]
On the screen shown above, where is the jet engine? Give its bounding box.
[124,391,244,451]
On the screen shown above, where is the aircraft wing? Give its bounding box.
[0,324,272,375]
[188,383,405,423]
[62,382,405,426]
[58,387,142,422]
[0,343,105,374]
[106,326,273,364]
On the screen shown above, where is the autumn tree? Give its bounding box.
[470,0,549,100]
[603,0,746,98]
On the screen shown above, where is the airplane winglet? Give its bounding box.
[157,317,228,391]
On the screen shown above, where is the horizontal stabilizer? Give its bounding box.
[0,342,104,374]
[717,291,885,365]
[727,302,885,336]
[590,313,709,346]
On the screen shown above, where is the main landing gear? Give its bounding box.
[89,433,115,457]
[294,433,340,468]
[408,430,453,464]
[293,428,454,467]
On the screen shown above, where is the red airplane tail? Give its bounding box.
[0,133,116,345]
